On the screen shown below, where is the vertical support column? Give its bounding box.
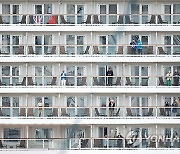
[123,124,126,149]
[26,125,28,149]
[26,63,28,86]
[26,94,28,117]
[91,93,93,117]
[91,31,93,55]
[123,93,126,118]
[25,32,28,56]
[90,125,93,149]
[155,124,158,148]
[156,93,158,118]
[58,31,61,56]
[91,62,93,87]
[155,31,158,56]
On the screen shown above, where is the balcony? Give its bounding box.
[1,45,180,57]
[0,14,180,26]
[0,106,179,119]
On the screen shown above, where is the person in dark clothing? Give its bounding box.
[173,69,179,86]
[164,101,171,116]
[117,133,124,148]
[106,67,113,86]
[130,39,136,54]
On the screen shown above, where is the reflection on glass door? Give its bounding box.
[2,97,19,117]
[67,4,84,24]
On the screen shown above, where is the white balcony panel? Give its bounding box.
[0,87,179,94]
[0,25,180,32]
[0,118,179,125]
[0,150,180,154]
[0,56,180,63]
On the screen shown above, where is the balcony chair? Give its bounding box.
[60,46,67,54]
[158,77,165,86]
[95,108,107,116]
[0,15,3,24]
[145,15,156,24]
[115,77,121,86]
[15,46,24,55]
[81,46,90,54]
[60,15,71,24]
[112,15,123,24]
[16,140,26,148]
[159,108,165,116]
[141,77,149,86]
[80,77,87,86]
[125,15,136,24]
[27,108,34,117]
[29,15,34,24]
[158,15,168,24]
[19,108,26,116]
[61,108,70,116]
[94,139,102,148]
[27,77,37,86]
[28,46,36,54]
[116,46,123,54]
[147,46,153,54]
[46,46,56,55]
[126,77,132,86]
[0,140,7,149]
[16,77,26,86]
[93,15,102,24]
[148,108,153,116]
[113,108,121,116]
[81,139,89,148]
[126,108,133,116]
[148,140,156,148]
[158,139,165,148]
[81,108,90,116]
[127,46,133,54]
[0,108,5,116]
[47,77,57,86]
[82,15,91,24]
[93,46,100,54]
[18,15,26,24]
[0,79,6,86]
[48,108,58,117]
[93,77,99,86]
[99,77,105,86]
[158,47,166,55]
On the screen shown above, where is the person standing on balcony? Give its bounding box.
[130,39,136,54]
[106,67,113,86]
[61,70,67,86]
[164,101,171,116]
[166,70,172,86]
[172,99,178,116]
[116,133,124,148]
[136,39,142,55]
[173,69,179,86]
[38,99,43,117]
[109,98,115,116]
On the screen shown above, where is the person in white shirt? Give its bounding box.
[60,70,67,86]
[38,99,43,117]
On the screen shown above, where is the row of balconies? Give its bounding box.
[0,137,179,149]
[0,106,179,118]
[0,76,179,87]
[0,14,180,25]
[0,45,179,56]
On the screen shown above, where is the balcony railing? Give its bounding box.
[1,14,180,25]
[0,76,179,87]
[0,45,180,56]
[0,138,179,150]
[0,106,179,118]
